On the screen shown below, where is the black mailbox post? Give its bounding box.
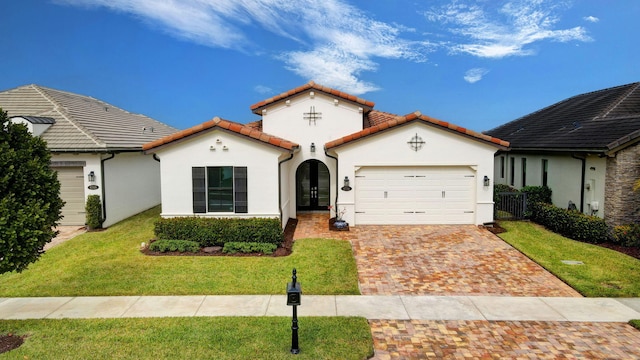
[286,268,301,354]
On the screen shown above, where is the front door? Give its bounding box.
[296,160,330,211]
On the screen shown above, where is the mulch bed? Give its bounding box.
[0,334,24,354]
[140,218,298,257]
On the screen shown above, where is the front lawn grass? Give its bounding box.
[0,317,373,359]
[499,221,640,297]
[0,207,360,296]
[630,320,640,330]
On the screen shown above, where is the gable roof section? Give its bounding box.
[250,81,375,114]
[143,117,299,152]
[485,82,640,152]
[325,111,509,150]
[0,84,177,152]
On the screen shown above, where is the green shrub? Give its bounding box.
[521,186,552,217]
[0,109,65,274]
[149,240,201,253]
[154,217,283,247]
[530,202,610,243]
[612,224,640,247]
[85,195,104,230]
[223,242,277,255]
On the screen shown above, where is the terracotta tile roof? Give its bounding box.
[245,119,262,130]
[143,117,299,152]
[365,110,398,127]
[485,82,640,151]
[250,81,375,114]
[325,111,510,150]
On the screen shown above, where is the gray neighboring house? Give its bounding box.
[485,82,640,226]
[0,84,177,227]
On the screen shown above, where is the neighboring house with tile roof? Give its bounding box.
[0,84,177,227]
[485,82,640,226]
[144,81,508,227]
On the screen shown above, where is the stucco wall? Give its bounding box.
[261,91,360,222]
[494,152,607,218]
[154,129,287,220]
[333,122,497,225]
[605,144,640,225]
[102,152,162,227]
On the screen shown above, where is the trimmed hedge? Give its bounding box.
[223,242,277,255]
[85,195,104,230]
[149,240,200,253]
[530,202,610,243]
[154,217,283,247]
[521,185,552,206]
[612,224,640,247]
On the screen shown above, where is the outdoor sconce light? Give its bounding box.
[341,176,352,191]
[483,175,490,187]
[88,171,95,183]
[310,142,316,153]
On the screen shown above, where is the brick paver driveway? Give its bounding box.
[294,213,640,359]
[294,214,579,297]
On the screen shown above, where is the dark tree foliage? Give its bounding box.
[0,109,64,274]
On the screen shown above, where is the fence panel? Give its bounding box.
[494,192,527,220]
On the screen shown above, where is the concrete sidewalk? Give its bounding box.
[1,295,639,322]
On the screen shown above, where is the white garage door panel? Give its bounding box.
[53,167,86,226]
[355,166,476,225]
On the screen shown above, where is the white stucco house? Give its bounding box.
[0,84,177,227]
[143,82,509,227]
[485,82,640,226]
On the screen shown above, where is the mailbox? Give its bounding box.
[287,269,302,306]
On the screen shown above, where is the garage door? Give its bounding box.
[53,167,86,226]
[355,166,476,225]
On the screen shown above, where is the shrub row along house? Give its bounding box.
[486,82,640,227]
[0,84,176,227]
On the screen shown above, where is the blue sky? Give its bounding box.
[1,0,638,132]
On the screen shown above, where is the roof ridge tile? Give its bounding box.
[325,111,509,150]
[143,117,299,152]
[249,81,375,113]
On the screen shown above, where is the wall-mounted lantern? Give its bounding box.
[88,171,96,183]
[310,142,316,153]
[341,176,352,191]
[483,175,490,187]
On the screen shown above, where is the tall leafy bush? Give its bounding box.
[0,109,65,273]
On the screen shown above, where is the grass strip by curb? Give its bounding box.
[0,317,373,360]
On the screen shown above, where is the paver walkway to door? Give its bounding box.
[294,213,640,359]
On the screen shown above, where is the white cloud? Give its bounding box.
[254,85,273,95]
[464,68,489,83]
[426,0,592,58]
[56,0,431,95]
[584,16,599,23]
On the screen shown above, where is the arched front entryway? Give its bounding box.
[296,160,330,211]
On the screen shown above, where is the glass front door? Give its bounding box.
[296,160,330,211]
